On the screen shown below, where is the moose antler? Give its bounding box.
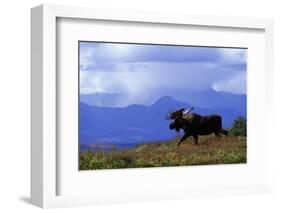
[165,108,185,120]
[165,110,175,120]
[183,107,194,115]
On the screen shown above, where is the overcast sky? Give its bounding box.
[79,42,247,107]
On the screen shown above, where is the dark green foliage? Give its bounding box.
[229,116,247,136]
[79,135,247,170]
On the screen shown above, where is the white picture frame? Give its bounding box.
[31,4,274,208]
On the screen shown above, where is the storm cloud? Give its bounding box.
[79,42,247,107]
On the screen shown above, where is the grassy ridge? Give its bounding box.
[79,135,246,170]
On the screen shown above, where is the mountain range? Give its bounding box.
[79,95,246,146]
[80,88,246,115]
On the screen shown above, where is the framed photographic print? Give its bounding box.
[31,4,274,208]
[78,41,247,170]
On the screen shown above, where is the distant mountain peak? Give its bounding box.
[151,96,191,110]
[154,96,175,103]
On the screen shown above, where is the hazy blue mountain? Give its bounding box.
[79,96,245,146]
[80,93,123,107]
[169,88,246,115]
[80,88,246,115]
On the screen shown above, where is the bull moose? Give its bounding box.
[165,107,228,146]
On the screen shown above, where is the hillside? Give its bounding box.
[80,135,247,170]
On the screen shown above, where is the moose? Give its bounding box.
[165,107,228,146]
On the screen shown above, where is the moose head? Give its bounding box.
[165,107,193,132]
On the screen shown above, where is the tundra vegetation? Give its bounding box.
[79,116,247,170]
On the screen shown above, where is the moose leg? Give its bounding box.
[193,135,198,145]
[177,133,189,146]
[215,131,221,137]
[220,129,228,136]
